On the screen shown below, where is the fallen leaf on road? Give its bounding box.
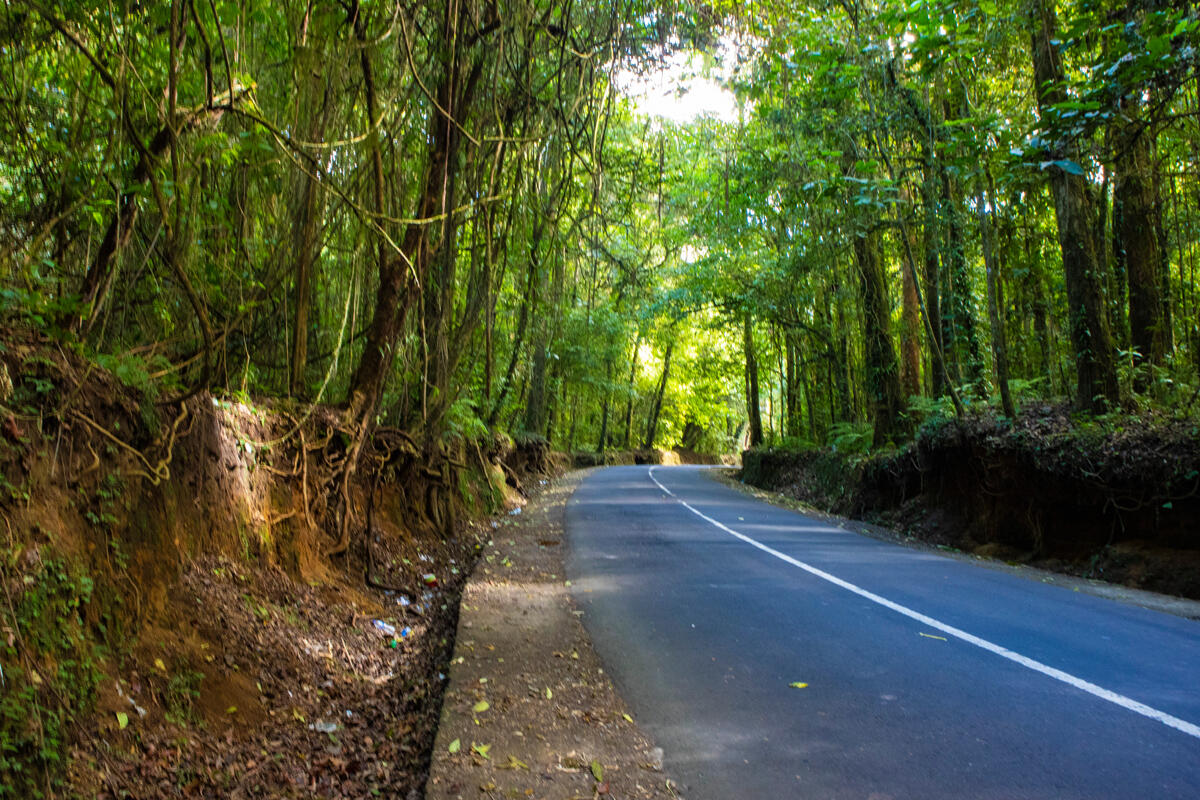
[789,682,808,689]
[472,743,492,759]
[473,700,490,713]
[498,755,529,770]
[448,738,461,753]
[590,759,604,781]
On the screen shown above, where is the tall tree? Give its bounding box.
[1114,105,1168,384]
[1028,0,1120,411]
[744,313,764,447]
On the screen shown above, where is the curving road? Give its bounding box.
[564,465,1200,800]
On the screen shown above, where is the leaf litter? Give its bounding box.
[76,525,477,799]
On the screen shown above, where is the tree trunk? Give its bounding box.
[522,244,560,435]
[1153,146,1173,355]
[622,334,640,448]
[421,51,485,432]
[977,179,1015,418]
[524,342,549,436]
[643,342,673,449]
[785,330,803,437]
[832,277,852,422]
[489,257,538,426]
[1114,109,1167,387]
[287,177,318,397]
[940,168,980,385]
[743,313,764,447]
[286,41,333,397]
[800,356,817,442]
[597,357,613,453]
[853,226,903,447]
[1029,0,1120,411]
[347,14,423,419]
[899,193,922,399]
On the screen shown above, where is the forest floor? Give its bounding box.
[71,511,479,799]
[425,470,680,800]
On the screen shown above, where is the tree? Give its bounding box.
[1028,0,1119,411]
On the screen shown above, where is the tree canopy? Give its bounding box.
[3,0,1200,456]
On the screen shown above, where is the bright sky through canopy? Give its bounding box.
[619,50,738,123]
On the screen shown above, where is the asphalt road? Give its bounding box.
[564,466,1200,800]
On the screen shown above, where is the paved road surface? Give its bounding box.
[564,466,1200,799]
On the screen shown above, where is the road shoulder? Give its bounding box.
[425,469,679,800]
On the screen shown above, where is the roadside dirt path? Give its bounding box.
[426,471,680,800]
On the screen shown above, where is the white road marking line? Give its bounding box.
[647,466,1200,740]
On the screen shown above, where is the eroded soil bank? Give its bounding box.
[741,408,1200,599]
[0,330,551,798]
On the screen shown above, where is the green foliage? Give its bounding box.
[164,668,205,728]
[770,435,817,451]
[1,0,1198,465]
[0,556,105,798]
[94,351,172,403]
[908,394,958,439]
[825,421,874,456]
[1004,377,1047,407]
[444,397,489,443]
[0,289,83,340]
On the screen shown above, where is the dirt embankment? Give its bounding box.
[741,409,1200,599]
[0,329,557,798]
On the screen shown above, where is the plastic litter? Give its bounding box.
[372,619,396,637]
[509,507,522,515]
[311,720,338,734]
[398,595,411,607]
[422,573,439,587]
